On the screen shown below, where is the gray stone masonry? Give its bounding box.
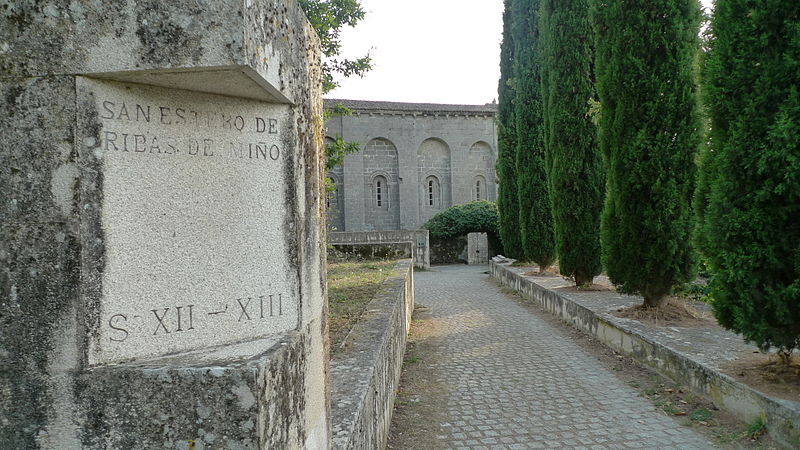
[324,99,498,232]
[409,265,715,449]
[491,261,800,449]
[1,1,329,448]
[330,259,414,449]
[329,230,430,269]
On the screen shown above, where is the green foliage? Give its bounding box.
[540,0,604,285]
[423,201,500,241]
[690,408,712,422]
[671,281,710,303]
[299,0,372,93]
[592,0,701,307]
[322,103,360,192]
[496,0,523,259]
[325,135,359,172]
[300,0,370,189]
[745,416,767,440]
[512,0,555,267]
[696,2,800,354]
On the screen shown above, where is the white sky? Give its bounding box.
[327,0,715,105]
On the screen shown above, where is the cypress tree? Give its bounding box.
[540,0,604,286]
[593,0,701,307]
[514,0,556,268]
[496,0,522,258]
[698,1,800,358]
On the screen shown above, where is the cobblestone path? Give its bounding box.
[396,265,715,449]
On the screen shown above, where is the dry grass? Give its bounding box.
[613,297,714,327]
[557,283,614,292]
[327,259,396,353]
[723,352,800,402]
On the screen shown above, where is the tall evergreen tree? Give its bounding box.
[496,0,522,258]
[540,0,604,286]
[593,0,701,307]
[513,0,556,268]
[697,1,800,358]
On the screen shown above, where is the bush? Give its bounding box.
[423,201,501,249]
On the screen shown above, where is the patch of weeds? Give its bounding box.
[712,429,745,445]
[660,402,686,416]
[690,408,712,422]
[745,416,766,440]
[499,285,524,299]
[671,280,712,303]
[403,355,421,368]
[643,387,659,396]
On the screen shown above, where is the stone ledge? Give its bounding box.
[330,259,415,449]
[329,231,430,269]
[330,242,414,265]
[490,261,800,448]
[79,333,308,449]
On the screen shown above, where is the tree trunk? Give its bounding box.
[643,293,668,309]
[574,272,593,287]
[778,350,793,367]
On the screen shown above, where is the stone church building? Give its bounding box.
[324,99,498,231]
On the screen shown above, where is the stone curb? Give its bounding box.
[330,259,415,450]
[490,261,800,448]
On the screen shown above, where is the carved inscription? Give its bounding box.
[98,100,282,162]
[106,294,286,343]
[83,79,297,365]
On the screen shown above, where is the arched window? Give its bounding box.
[474,175,487,201]
[373,175,389,209]
[326,177,337,208]
[424,175,441,209]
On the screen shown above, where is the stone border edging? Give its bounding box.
[330,259,415,449]
[490,261,800,448]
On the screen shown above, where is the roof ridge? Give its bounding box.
[322,98,497,114]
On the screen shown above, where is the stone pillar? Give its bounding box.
[1,1,329,448]
[342,116,366,232]
[397,129,419,230]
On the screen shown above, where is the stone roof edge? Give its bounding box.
[323,98,497,117]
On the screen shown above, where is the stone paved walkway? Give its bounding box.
[407,265,715,449]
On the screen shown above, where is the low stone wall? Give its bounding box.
[430,235,468,264]
[329,231,429,269]
[490,261,800,448]
[330,243,413,262]
[330,259,414,450]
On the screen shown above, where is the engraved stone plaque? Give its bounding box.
[78,78,298,365]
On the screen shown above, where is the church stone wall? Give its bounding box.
[324,100,498,232]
